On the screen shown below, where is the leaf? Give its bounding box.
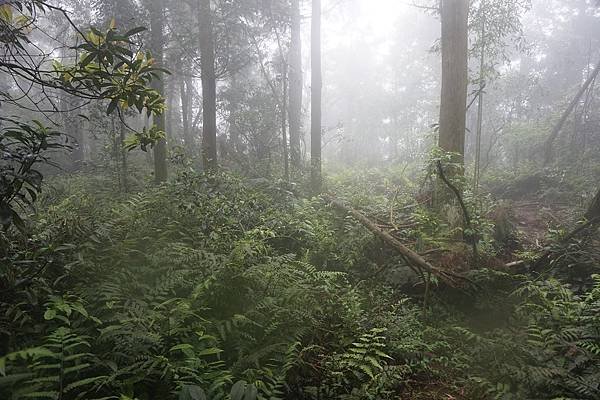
[107,98,119,115]
[243,384,258,400]
[169,344,194,352]
[0,4,13,23]
[196,347,223,357]
[230,381,246,400]
[124,26,146,37]
[179,385,206,400]
[43,309,56,321]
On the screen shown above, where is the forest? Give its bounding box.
[1,0,600,399]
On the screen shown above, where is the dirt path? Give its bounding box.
[511,201,572,248]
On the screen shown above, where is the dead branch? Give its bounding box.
[544,59,600,165]
[325,195,469,287]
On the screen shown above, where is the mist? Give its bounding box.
[1,1,600,399]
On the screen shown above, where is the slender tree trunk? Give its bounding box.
[474,5,486,192]
[180,77,192,154]
[310,0,322,193]
[199,0,218,172]
[544,59,600,165]
[149,0,168,183]
[282,61,290,182]
[438,0,469,167]
[289,0,303,171]
[228,75,241,153]
[120,120,128,192]
[61,95,84,171]
[166,78,174,147]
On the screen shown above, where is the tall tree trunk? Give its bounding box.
[120,120,128,192]
[61,95,84,171]
[180,76,192,154]
[166,78,174,148]
[199,0,218,172]
[282,61,290,182]
[544,59,600,166]
[474,3,486,192]
[149,0,168,183]
[438,0,469,167]
[289,0,303,171]
[310,0,322,194]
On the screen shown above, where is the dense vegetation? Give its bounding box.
[1,0,600,399]
[1,165,599,399]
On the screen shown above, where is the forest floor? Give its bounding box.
[512,200,571,246]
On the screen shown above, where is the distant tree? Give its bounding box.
[544,60,600,165]
[311,0,322,193]
[470,0,530,189]
[147,0,168,183]
[438,0,469,168]
[199,0,218,172]
[289,0,303,171]
[94,0,141,191]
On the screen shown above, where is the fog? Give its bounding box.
[2,1,600,398]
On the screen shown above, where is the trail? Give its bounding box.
[511,200,572,248]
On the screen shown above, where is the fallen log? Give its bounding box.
[325,196,469,287]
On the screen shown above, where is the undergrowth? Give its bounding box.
[1,170,599,399]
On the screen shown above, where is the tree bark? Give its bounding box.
[180,76,192,154]
[311,0,322,193]
[289,0,303,171]
[149,0,168,183]
[438,0,469,166]
[474,2,486,192]
[60,93,84,171]
[199,0,218,172]
[120,120,128,192]
[282,61,290,182]
[544,59,600,165]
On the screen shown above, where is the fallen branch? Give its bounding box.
[325,195,469,287]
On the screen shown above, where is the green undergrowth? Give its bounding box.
[1,171,599,399]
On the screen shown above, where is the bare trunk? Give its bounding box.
[289,0,303,171]
[311,0,322,193]
[149,0,168,183]
[199,0,218,172]
[120,120,128,192]
[474,6,486,192]
[282,61,290,182]
[438,0,469,166]
[180,77,192,153]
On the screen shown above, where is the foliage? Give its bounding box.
[0,118,66,232]
[0,2,167,230]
